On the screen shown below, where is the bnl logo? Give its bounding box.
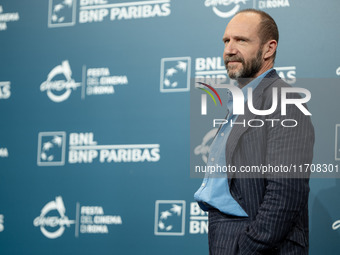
[37,132,66,166]
[160,57,191,93]
[154,200,185,236]
[48,0,76,28]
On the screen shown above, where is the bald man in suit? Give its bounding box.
[194,9,314,255]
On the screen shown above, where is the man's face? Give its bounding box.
[223,13,264,79]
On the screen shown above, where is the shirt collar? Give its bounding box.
[226,68,273,116]
[241,68,273,102]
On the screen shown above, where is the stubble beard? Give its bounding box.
[224,49,263,80]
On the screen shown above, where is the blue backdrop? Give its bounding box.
[1,0,340,254]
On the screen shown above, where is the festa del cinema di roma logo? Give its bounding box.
[204,0,290,17]
[33,196,123,238]
[33,196,75,239]
[40,60,81,103]
[333,219,340,231]
[205,0,250,18]
[40,60,129,102]
[0,214,4,232]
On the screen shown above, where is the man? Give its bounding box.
[194,9,314,255]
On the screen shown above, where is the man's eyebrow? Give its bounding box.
[222,36,229,42]
[222,35,250,42]
[235,36,249,41]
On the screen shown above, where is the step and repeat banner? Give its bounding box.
[1,0,340,254]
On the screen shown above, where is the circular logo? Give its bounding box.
[0,215,4,232]
[40,61,81,103]
[33,196,75,239]
[336,67,340,76]
[333,220,340,230]
[205,0,246,18]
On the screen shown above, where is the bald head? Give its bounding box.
[228,12,262,39]
[222,9,278,82]
[226,11,263,49]
[235,9,279,59]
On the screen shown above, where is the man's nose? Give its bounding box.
[224,41,237,55]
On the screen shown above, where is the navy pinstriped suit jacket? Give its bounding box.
[212,70,314,255]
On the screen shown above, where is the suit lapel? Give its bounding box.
[226,70,280,182]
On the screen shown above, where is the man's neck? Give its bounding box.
[237,77,254,88]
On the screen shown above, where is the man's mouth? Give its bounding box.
[225,58,243,66]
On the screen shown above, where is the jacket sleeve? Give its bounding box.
[238,87,315,254]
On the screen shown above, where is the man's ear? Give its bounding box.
[263,40,277,60]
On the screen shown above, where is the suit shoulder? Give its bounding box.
[263,77,304,100]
